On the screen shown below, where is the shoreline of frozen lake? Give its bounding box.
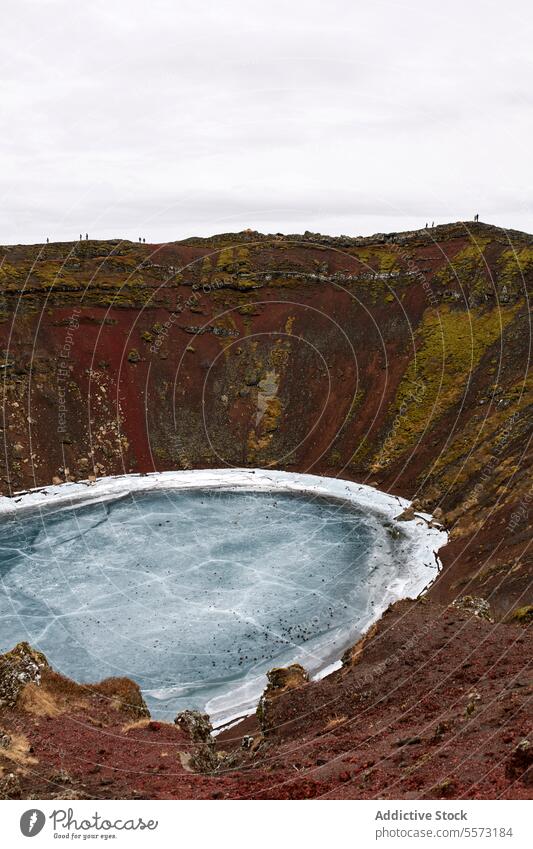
[0,470,447,727]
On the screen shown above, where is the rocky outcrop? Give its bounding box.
[0,642,48,708]
[452,595,493,621]
[174,709,214,743]
[175,710,219,772]
[506,740,533,785]
[257,664,310,734]
[0,642,148,719]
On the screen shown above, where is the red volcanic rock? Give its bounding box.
[0,599,529,800]
[258,664,310,733]
[506,740,532,785]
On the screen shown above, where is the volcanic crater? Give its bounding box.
[0,220,531,799]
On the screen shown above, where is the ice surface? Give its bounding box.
[0,471,447,725]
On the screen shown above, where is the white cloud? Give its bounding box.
[0,0,531,244]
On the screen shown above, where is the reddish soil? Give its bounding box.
[0,601,530,799]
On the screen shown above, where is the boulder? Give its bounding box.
[452,595,493,622]
[263,664,309,696]
[174,709,213,744]
[174,710,218,774]
[257,663,309,733]
[394,505,416,522]
[0,642,49,708]
[506,740,532,785]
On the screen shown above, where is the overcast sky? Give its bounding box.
[1,0,532,244]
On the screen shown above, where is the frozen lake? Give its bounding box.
[0,471,445,725]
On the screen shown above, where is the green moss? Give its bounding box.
[430,370,533,485]
[372,304,519,470]
[346,390,365,422]
[0,261,20,284]
[216,247,234,271]
[237,303,262,315]
[200,255,213,281]
[234,278,261,291]
[351,247,400,274]
[435,239,490,291]
[510,605,533,624]
[376,250,401,274]
[497,246,533,289]
[31,261,79,290]
[347,434,372,467]
[214,246,251,276]
[498,245,533,272]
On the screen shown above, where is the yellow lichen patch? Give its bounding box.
[376,250,401,274]
[435,238,491,289]
[34,260,77,286]
[351,247,400,274]
[246,350,287,461]
[347,435,373,468]
[261,396,282,433]
[0,260,21,285]
[214,313,240,358]
[346,390,365,422]
[372,304,519,470]
[214,245,250,277]
[200,254,212,282]
[510,605,533,625]
[429,370,533,483]
[452,240,491,261]
[285,315,295,334]
[270,346,290,369]
[215,247,234,271]
[255,371,280,429]
[236,245,250,266]
[497,246,533,284]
